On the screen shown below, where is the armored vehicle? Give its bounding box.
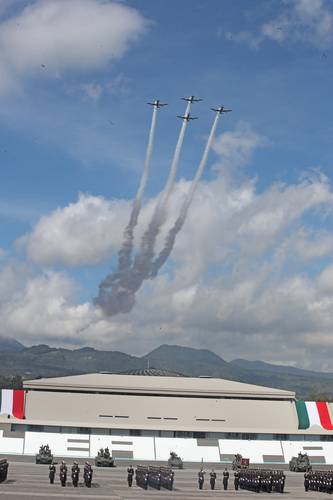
[35,444,53,465]
[0,459,8,483]
[168,451,183,469]
[289,452,312,472]
[232,453,250,470]
[94,447,115,467]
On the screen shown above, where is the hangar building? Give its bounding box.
[1,371,333,464]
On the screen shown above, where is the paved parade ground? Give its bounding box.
[0,460,330,500]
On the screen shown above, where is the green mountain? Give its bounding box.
[0,339,332,399]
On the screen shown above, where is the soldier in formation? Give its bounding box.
[59,460,67,487]
[136,465,149,490]
[209,469,216,490]
[198,468,205,489]
[83,461,93,488]
[48,462,56,484]
[127,465,134,487]
[238,469,285,493]
[223,467,229,490]
[0,459,8,483]
[305,470,333,493]
[234,469,240,490]
[71,461,80,487]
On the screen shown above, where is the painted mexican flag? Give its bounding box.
[295,401,333,430]
[0,389,25,419]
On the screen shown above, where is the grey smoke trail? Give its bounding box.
[95,101,193,316]
[131,100,192,280]
[99,105,158,290]
[150,111,221,277]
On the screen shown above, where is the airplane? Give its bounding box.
[147,100,168,108]
[177,113,198,121]
[181,96,203,103]
[211,106,232,114]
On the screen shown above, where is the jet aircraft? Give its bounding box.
[211,106,232,114]
[177,113,198,121]
[147,100,168,108]
[181,96,203,103]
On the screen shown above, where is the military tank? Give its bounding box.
[167,451,183,469]
[35,444,53,465]
[94,447,115,467]
[0,459,8,483]
[289,452,312,472]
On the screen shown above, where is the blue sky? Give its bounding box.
[1,0,333,369]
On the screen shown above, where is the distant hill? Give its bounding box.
[231,358,333,380]
[0,338,332,399]
[0,337,24,352]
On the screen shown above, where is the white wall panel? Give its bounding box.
[155,438,220,462]
[0,430,24,454]
[90,435,155,461]
[23,432,90,457]
[218,439,284,464]
[281,440,333,464]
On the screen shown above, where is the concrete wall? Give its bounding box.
[1,430,333,464]
[25,390,297,434]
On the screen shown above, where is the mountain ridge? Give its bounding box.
[0,338,332,399]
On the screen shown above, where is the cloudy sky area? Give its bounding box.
[1,0,333,369]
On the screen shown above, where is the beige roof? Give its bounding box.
[24,373,295,400]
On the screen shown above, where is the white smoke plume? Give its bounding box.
[130,100,192,282]
[99,104,158,290]
[96,103,227,317]
[151,111,222,277]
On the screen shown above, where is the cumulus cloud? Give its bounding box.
[213,122,268,170]
[226,0,333,49]
[18,194,132,267]
[6,122,333,369]
[0,0,148,94]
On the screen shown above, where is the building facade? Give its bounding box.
[1,373,333,464]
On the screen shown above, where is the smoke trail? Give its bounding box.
[150,111,221,277]
[99,105,158,290]
[131,100,192,280]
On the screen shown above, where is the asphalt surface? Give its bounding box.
[0,460,328,499]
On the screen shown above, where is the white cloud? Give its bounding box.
[18,193,132,266]
[0,0,148,94]
[227,0,333,49]
[6,122,333,369]
[213,122,268,170]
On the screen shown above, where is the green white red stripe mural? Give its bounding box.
[296,401,333,430]
[0,389,25,419]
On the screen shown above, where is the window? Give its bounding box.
[242,433,257,440]
[227,433,241,439]
[130,429,141,436]
[274,434,289,441]
[78,427,90,434]
[28,425,44,432]
[174,431,192,438]
[320,435,333,441]
[193,432,206,439]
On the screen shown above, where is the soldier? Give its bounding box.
[223,467,229,490]
[234,469,240,490]
[304,470,310,492]
[209,469,216,490]
[104,446,110,458]
[198,468,205,489]
[48,462,56,484]
[83,461,93,488]
[59,461,67,487]
[71,461,80,488]
[127,465,134,487]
